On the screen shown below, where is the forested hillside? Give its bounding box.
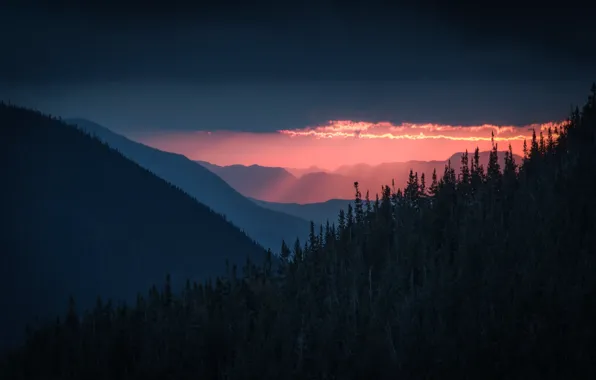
[2,85,596,379]
[0,104,266,350]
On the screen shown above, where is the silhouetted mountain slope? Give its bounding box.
[66,119,310,251]
[195,160,221,173]
[0,104,268,350]
[250,198,353,225]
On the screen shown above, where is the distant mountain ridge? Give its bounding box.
[0,104,268,350]
[250,198,353,225]
[285,165,328,178]
[67,119,311,252]
[196,160,297,203]
[198,151,523,203]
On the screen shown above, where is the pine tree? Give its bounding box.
[294,238,303,262]
[373,193,380,214]
[65,296,79,331]
[380,185,392,223]
[471,147,484,196]
[486,132,502,190]
[318,224,324,250]
[308,221,318,253]
[338,209,346,232]
[354,182,364,225]
[530,128,539,158]
[459,150,471,198]
[347,203,354,228]
[547,127,555,154]
[264,249,273,277]
[280,240,291,261]
[539,131,546,155]
[429,168,439,197]
[404,169,420,202]
[164,273,173,307]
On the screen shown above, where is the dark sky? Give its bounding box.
[1,1,595,134]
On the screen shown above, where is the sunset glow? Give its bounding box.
[133,120,566,170]
[279,120,565,142]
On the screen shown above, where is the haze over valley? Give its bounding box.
[195,151,524,204]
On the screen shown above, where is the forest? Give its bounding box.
[1,84,596,379]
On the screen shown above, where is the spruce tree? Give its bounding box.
[429,169,439,197]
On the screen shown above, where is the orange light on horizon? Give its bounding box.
[132,120,566,170]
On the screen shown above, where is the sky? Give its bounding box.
[2,1,594,169]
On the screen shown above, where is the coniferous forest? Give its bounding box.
[2,85,596,379]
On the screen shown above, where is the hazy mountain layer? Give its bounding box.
[68,119,311,251]
[199,151,523,203]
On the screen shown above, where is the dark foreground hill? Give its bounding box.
[0,104,267,350]
[67,118,310,251]
[2,85,596,379]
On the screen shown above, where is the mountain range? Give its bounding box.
[197,151,523,203]
[67,119,311,251]
[0,104,271,350]
[284,165,327,178]
[0,105,526,351]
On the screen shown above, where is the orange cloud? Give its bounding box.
[278,120,566,142]
[131,120,565,171]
